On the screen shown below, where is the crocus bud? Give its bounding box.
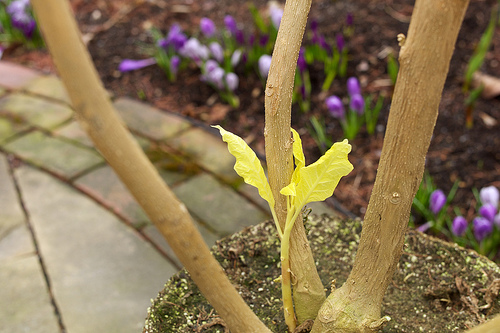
[231,50,242,67]
[200,17,216,38]
[480,186,499,208]
[163,24,187,51]
[224,15,238,35]
[258,55,272,78]
[225,72,239,91]
[118,58,156,72]
[269,5,283,29]
[170,56,180,75]
[347,77,361,96]
[349,94,365,115]
[346,13,353,26]
[310,20,318,33]
[452,216,467,236]
[209,42,224,63]
[429,189,446,214]
[479,204,497,222]
[297,47,307,73]
[204,59,219,73]
[336,33,345,52]
[473,217,493,242]
[326,96,345,119]
[180,38,209,64]
[417,221,432,233]
[207,67,225,90]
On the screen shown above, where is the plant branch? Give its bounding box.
[311,0,470,331]
[31,1,271,332]
[264,0,326,323]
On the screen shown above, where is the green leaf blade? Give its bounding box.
[212,125,275,208]
[294,139,353,207]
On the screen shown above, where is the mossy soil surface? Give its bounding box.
[144,216,500,333]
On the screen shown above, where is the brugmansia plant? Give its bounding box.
[213,125,353,329]
[31,0,500,332]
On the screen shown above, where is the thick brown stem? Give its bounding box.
[264,0,326,323]
[311,0,470,331]
[31,1,271,332]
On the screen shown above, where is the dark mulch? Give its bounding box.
[4,0,500,231]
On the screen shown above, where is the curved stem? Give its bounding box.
[31,1,272,332]
[311,0,470,331]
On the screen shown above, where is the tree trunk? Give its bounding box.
[31,1,271,332]
[311,0,470,331]
[264,0,326,323]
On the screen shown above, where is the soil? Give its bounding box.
[143,216,500,332]
[3,1,500,245]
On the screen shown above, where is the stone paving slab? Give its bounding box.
[173,173,270,236]
[15,165,178,333]
[0,115,30,144]
[168,127,240,183]
[142,219,220,269]
[3,130,104,179]
[0,61,40,90]
[0,154,26,241]
[0,255,61,333]
[114,97,191,141]
[0,93,73,130]
[52,120,94,147]
[24,75,71,104]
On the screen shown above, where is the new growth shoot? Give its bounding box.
[213,125,353,331]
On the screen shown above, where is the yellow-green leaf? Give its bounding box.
[290,128,305,185]
[280,182,296,197]
[212,125,275,207]
[294,139,353,208]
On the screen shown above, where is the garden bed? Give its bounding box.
[3,0,500,257]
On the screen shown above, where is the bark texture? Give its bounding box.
[31,1,271,332]
[311,0,470,331]
[264,0,326,323]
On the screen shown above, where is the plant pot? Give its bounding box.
[143,215,500,332]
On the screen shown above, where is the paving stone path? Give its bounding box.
[0,61,339,333]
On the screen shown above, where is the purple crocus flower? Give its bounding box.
[452,216,468,236]
[7,0,36,38]
[207,67,225,89]
[349,94,365,115]
[224,15,238,35]
[258,54,272,78]
[118,58,157,72]
[297,47,307,73]
[204,59,219,73]
[473,217,493,242]
[269,5,283,29]
[200,17,216,38]
[235,29,245,44]
[225,72,239,91]
[347,77,362,96]
[158,24,187,51]
[209,42,224,63]
[259,34,269,47]
[480,186,499,208]
[318,36,332,53]
[346,13,353,26]
[336,33,345,52]
[479,204,497,222]
[310,20,318,33]
[231,49,242,67]
[179,37,209,64]
[494,214,500,228]
[429,189,446,214]
[417,221,432,233]
[170,56,180,76]
[326,96,345,119]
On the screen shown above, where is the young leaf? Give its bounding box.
[293,139,353,208]
[212,125,275,207]
[291,128,305,185]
